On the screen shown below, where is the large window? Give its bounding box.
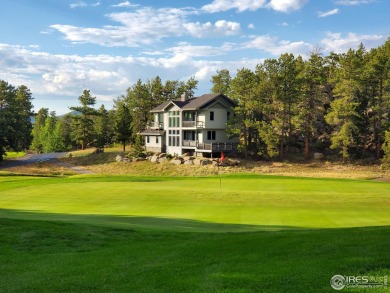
[169,111,180,127]
[207,131,216,140]
[168,130,180,146]
[210,111,214,121]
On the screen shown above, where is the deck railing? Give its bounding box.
[182,142,238,151]
[182,140,197,147]
[182,121,205,128]
[147,121,164,129]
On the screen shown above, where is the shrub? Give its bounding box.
[381,131,390,169]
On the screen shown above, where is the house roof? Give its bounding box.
[150,93,236,113]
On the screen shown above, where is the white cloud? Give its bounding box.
[320,32,384,52]
[202,0,308,13]
[0,43,263,110]
[245,35,313,57]
[335,0,375,5]
[248,23,255,29]
[70,2,88,9]
[184,20,241,38]
[51,8,240,47]
[111,1,139,8]
[167,42,235,57]
[70,1,100,9]
[202,0,267,13]
[318,8,340,17]
[266,0,309,12]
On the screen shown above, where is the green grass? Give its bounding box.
[1,174,390,231]
[0,174,389,292]
[3,151,26,159]
[0,218,389,292]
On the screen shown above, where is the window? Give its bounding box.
[168,130,180,146]
[227,111,231,120]
[156,136,159,144]
[146,136,150,144]
[169,111,180,127]
[210,111,214,121]
[207,131,216,140]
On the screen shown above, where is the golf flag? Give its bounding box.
[221,151,225,163]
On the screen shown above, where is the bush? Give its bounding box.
[381,131,390,169]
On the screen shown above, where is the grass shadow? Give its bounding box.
[0,208,308,233]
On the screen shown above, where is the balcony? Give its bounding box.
[196,142,238,151]
[182,120,205,128]
[182,140,197,147]
[147,121,164,129]
[182,141,238,152]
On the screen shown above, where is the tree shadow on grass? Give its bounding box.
[0,208,309,233]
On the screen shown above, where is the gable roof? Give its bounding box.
[150,93,236,113]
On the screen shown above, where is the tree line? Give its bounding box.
[1,39,390,164]
[212,39,390,162]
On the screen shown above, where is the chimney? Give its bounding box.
[180,93,188,102]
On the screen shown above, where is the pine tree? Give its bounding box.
[31,108,49,153]
[69,90,98,150]
[114,101,132,151]
[211,69,231,94]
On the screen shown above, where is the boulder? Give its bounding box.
[150,155,159,163]
[183,156,195,161]
[159,157,167,163]
[183,159,193,165]
[122,157,131,163]
[158,153,166,158]
[133,157,145,162]
[313,152,324,160]
[116,155,124,162]
[193,158,202,166]
[200,159,212,166]
[171,159,183,165]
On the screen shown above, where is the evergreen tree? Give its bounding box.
[94,105,112,149]
[41,111,58,153]
[114,101,132,151]
[274,53,303,157]
[31,108,49,153]
[211,69,231,94]
[298,51,327,159]
[326,48,364,161]
[0,81,33,160]
[69,90,98,150]
[229,68,260,158]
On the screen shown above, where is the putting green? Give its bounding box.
[0,175,389,232]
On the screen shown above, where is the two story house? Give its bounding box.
[141,93,239,156]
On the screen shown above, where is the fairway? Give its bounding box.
[1,174,389,232]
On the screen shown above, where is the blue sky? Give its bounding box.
[0,0,388,114]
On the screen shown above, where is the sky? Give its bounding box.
[0,0,389,115]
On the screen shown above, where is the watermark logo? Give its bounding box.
[330,275,346,290]
[331,274,388,290]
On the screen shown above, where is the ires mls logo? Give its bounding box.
[331,274,388,290]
